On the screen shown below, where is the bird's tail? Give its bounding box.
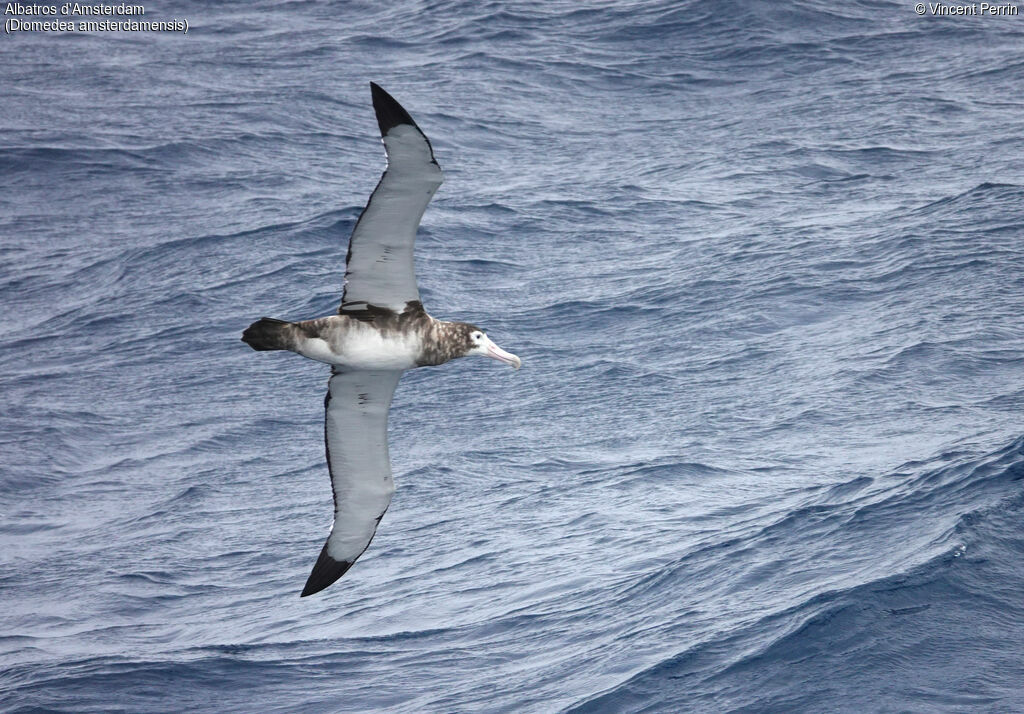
[241,317,295,351]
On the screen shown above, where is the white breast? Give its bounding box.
[295,317,421,371]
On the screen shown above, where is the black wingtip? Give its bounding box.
[300,541,353,597]
[369,82,418,136]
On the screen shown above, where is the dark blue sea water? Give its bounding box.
[4,1,1024,711]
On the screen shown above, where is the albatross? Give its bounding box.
[242,83,520,597]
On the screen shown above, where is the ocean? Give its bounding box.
[3,0,1024,711]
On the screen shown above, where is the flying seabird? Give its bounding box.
[242,83,520,597]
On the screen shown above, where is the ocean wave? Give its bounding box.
[569,436,1024,712]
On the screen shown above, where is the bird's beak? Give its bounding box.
[483,336,521,370]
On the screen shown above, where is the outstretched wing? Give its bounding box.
[301,368,402,597]
[339,83,444,316]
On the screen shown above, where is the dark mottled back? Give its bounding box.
[341,300,431,330]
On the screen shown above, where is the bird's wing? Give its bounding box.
[301,368,402,597]
[339,83,444,316]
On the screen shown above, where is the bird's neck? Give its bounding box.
[417,318,463,367]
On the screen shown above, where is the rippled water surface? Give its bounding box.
[4,1,1024,711]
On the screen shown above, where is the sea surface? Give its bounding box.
[3,1,1024,711]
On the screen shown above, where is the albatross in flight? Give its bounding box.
[242,83,520,597]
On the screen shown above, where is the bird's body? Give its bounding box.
[243,303,495,370]
[242,83,519,597]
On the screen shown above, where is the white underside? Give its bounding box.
[295,319,422,371]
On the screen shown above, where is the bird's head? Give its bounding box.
[456,323,521,369]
